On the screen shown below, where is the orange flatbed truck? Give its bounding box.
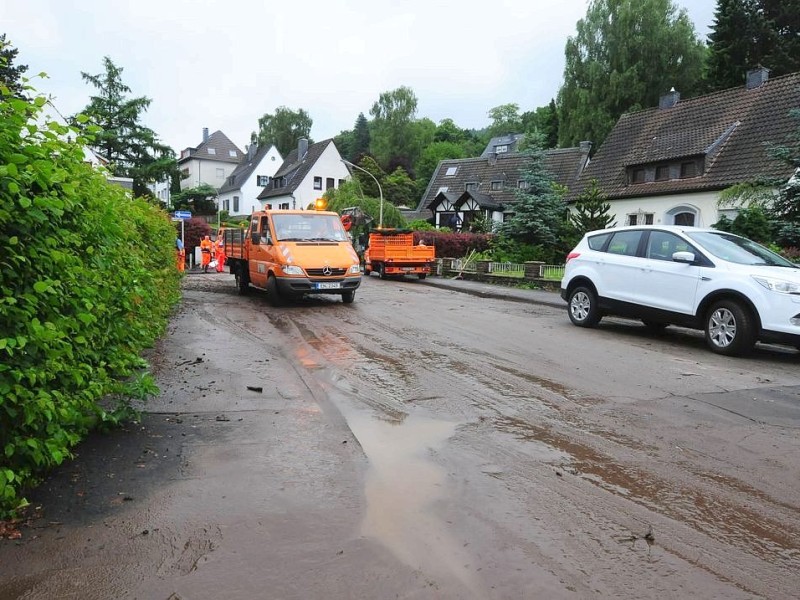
[364,228,436,280]
[224,209,362,305]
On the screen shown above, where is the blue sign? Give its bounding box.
[174,210,192,219]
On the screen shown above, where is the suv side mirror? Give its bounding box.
[672,251,695,264]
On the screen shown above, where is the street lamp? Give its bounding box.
[341,159,383,228]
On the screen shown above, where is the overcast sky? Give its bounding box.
[2,0,716,155]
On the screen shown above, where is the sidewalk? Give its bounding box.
[420,275,565,309]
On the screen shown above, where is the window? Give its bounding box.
[680,162,697,178]
[207,148,216,155]
[607,230,644,257]
[326,177,334,190]
[223,199,230,211]
[655,165,670,181]
[517,180,528,189]
[495,145,508,154]
[229,150,237,158]
[465,182,478,192]
[233,196,239,212]
[313,176,322,190]
[627,212,654,226]
[445,166,458,176]
[632,168,646,184]
[490,180,503,191]
[674,212,695,226]
[587,232,613,250]
[256,175,270,186]
[228,176,235,185]
[279,202,290,209]
[647,231,686,261]
[216,168,224,178]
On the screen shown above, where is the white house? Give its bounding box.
[257,139,349,210]
[217,144,283,217]
[178,128,243,191]
[568,68,800,227]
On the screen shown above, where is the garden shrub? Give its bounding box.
[412,230,492,258]
[0,85,181,516]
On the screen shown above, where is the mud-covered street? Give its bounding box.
[2,272,800,599]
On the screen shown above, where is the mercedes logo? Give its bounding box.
[322,266,332,276]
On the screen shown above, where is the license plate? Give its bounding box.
[315,282,341,289]
[401,267,415,271]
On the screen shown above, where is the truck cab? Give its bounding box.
[225,210,362,304]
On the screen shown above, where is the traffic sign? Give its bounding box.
[174,210,192,219]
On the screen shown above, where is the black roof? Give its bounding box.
[257,139,333,200]
[218,145,277,193]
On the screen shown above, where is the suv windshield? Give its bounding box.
[686,231,797,267]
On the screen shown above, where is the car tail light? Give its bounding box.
[566,252,581,263]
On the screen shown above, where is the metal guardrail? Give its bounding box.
[444,259,565,281]
[540,265,565,281]
[488,262,524,275]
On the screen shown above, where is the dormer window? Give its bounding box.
[632,168,645,183]
[680,161,697,178]
[207,148,216,155]
[655,165,670,181]
[490,180,503,191]
[495,145,508,154]
[445,166,458,176]
[465,182,478,191]
[229,150,237,157]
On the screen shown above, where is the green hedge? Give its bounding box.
[0,88,181,516]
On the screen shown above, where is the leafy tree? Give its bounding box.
[324,180,405,229]
[570,179,615,234]
[170,183,218,215]
[369,86,419,170]
[76,56,177,197]
[251,106,313,156]
[521,100,559,149]
[0,34,28,99]
[487,103,523,138]
[349,155,386,200]
[333,129,355,162]
[708,0,800,91]
[384,167,417,207]
[557,0,706,148]
[712,205,773,242]
[414,141,467,198]
[502,133,571,259]
[766,107,800,246]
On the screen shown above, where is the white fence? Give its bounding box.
[444,259,564,280]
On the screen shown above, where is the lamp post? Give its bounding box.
[341,159,383,228]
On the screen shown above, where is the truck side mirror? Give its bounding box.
[251,232,260,245]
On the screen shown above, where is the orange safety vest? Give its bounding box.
[200,238,213,266]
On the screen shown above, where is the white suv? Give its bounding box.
[560,225,800,355]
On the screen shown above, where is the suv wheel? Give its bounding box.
[568,285,602,327]
[705,299,756,356]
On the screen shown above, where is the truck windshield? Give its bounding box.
[273,214,349,242]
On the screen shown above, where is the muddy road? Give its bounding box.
[2,272,800,599]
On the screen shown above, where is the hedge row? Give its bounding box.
[412,230,492,258]
[0,89,182,516]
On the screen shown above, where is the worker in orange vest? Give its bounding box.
[200,235,213,273]
[214,234,226,273]
[176,237,186,272]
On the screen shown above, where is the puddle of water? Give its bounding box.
[342,407,483,595]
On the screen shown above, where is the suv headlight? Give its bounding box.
[349,264,361,274]
[282,265,304,276]
[752,275,800,295]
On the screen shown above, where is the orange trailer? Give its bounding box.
[364,228,436,280]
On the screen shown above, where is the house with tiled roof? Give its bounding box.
[178,128,244,191]
[257,139,349,210]
[415,142,591,229]
[568,68,800,227]
[217,144,283,217]
[480,133,526,158]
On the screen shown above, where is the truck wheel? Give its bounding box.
[378,263,387,280]
[266,275,283,307]
[342,290,355,304]
[418,273,427,280]
[705,299,756,356]
[235,268,249,295]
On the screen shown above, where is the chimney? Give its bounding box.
[659,87,680,109]
[202,127,209,142]
[579,140,592,154]
[248,144,256,159]
[298,138,309,160]
[746,66,770,89]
